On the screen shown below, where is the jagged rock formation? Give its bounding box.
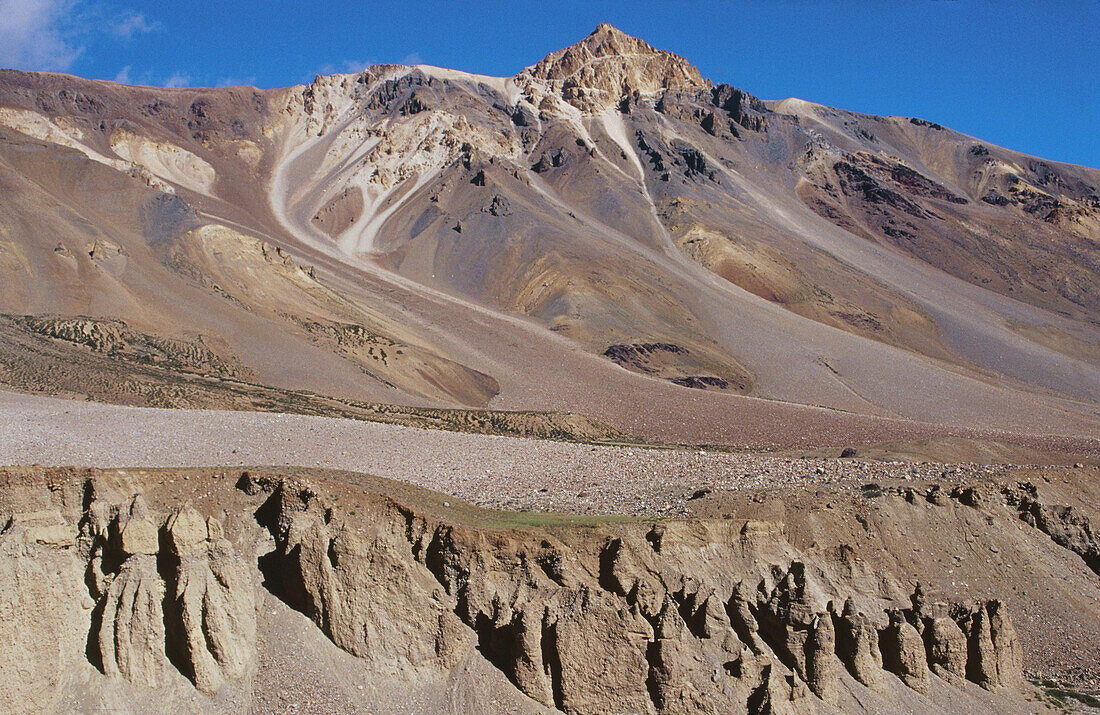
[832,599,884,688]
[5,465,1098,712]
[1005,482,1100,575]
[166,505,256,692]
[87,495,257,692]
[19,315,245,378]
[259,479,472,672]
[0,481,260,704]
[97,552,169,686]
[518,23,705,113]
[254,476,1029,713]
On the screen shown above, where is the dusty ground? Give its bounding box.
[1,390,1098,705]
[2,389,1095,517]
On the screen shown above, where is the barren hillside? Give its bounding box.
[0,24,1097,450]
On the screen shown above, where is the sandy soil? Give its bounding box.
[4,389,1092,518]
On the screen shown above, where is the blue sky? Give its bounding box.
[1,0,1097,168]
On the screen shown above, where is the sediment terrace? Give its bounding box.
[1,463,1097,712]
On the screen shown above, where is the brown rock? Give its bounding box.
[509,606,555,707]
[958,602,999,689]
[120,516,159,556]
[97,554,169,688]
[757,562,838,701]
[806,613,839,703]
[834,599,884,688]
[519,24,705,113]
[925,616,968,681]
[272,497,472,672]
[165,504,207,556]
[8,510,75,547]
[880,610,930,691]
[988,600,1023,690]
[546,589,653,714]
[168,508,256,693]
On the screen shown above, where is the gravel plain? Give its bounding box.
[0,390,1016,516]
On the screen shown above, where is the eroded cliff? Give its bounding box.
[1,465,1096,712]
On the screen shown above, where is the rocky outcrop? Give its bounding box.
[0,468,1047,712]
[710,84,768,133]
[0,479,261,695]
[755,562,839,703]
[880,609,931,691]
[254,478,1028,713]
[519,24,705,114]
[833,599,884,687]
[20,315,243,378]
[97,553,170,687]
[262,480,471,673]
[166,506,256,692]
[924,615,969,681]
[0,509,88,713]
[1005,482,1100,575]
[952,599,1024,691]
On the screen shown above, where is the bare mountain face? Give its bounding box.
[1,23,1099,449]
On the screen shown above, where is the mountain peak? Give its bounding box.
[588,22,636,44]
[518,24,706,113]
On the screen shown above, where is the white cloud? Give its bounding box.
[0,2,161,73]
[0,0,82,71]
[108,10,158,40]
[113,64,131,83]
[401,53,422,66]
[162,72,190,88]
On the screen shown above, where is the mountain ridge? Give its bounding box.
[0,25,1097,450]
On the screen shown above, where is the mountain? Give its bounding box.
[2,26,1100,714]
[1,23,1098,452]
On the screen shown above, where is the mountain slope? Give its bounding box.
[0,24,1098,449]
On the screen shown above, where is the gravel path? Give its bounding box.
[0,390,995,515]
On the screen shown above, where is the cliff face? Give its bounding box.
[257,477,1028,713]
[6,465,1097,713]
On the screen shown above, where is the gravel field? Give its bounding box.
[0,390,1012,516]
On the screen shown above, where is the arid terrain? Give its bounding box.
[0,22,1098,714]
[0,23,1098,445]
[2,456,1099,712]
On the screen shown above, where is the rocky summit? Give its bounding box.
[520,24,707,111]
[0,22,1097,714]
